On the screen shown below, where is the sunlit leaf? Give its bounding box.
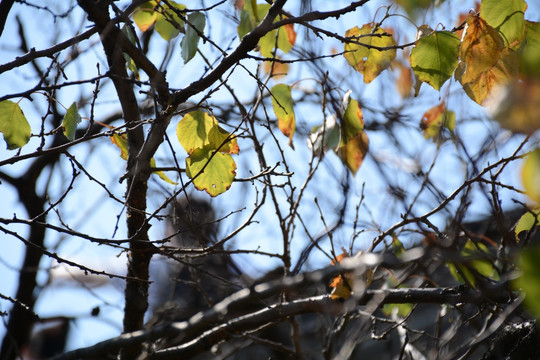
[420,102,455,140]
[455,14,519,104]
[62,102,81,141]
[177,110,239,155]
[330,249,353,300]
[410,31,460,90]
[133,1,158,32]
[515,209,540,241]
[520,21,540,77]
[481,0,527,48]
[522,148,540,204]
[181,12,205,63]
[513,246,540,320]
[270,83,295,146]
[155,1,186,41]
[456,46,519,105]
[110,132,128,160]
[150,158,178,185]
[186,145,236,197]
[338,96,369,175]
[0,100,31,150]
[338,131,369,175]
[344,25,397,83]
[259,19,296,57]
[460,13,505,79]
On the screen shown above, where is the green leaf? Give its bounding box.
[447,240,498,287]
[383,303,413,317]
[121,25,140,79]
[522,148,540,204]
[186,145,236,197]
[520,21,540,77]
[155,1,186,41]
[513,246,540,320]
[515,209,540,240]
[62,102,81,141]
[395,0,437,16]
[410,31,460,90]
[181,12,205,63]
[270,84,295,145]
[0,100,31,150]
[344,24,397,83]
[481,0,527,48]
[341,98,364,141]
[237,8,253,39]
[176,110,239,155]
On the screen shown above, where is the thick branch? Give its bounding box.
[77,1,156,359]
[53,251,514,360]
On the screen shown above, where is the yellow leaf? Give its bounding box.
[177,110,239,155]
[110,133,128,160]
[522,148,540,204]
[344,25,397,83]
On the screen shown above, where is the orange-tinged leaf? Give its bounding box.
[263,59,289,79]
[330,249,352,299]
[344,24,397,83]
[259,19,296,57]
[331,248,349,266]
[339,131,369,175]
[284,23,297,46]
[420,102,455,140]
[395,62,413,98]
[133,1,158,32]
[456,47,519,104]
[111,133,128,160]
[338,96,369,175]
[460,14,505,79]
[270,83,295,146]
